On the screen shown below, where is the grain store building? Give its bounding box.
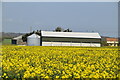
[37,31,101,47]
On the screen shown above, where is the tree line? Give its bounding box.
[22,27,72,42]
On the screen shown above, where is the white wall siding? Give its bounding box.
[52,42,62,46]
[61,42,71,46]
[107,41,118,43]
[90,43,101,47]
[71,43,80,46]
[42,42,101,47]
[81,43,90,46]
[42,42,52,46]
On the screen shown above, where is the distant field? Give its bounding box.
[2,39,11,45]
[1,45,119,79]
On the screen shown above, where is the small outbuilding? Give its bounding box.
[12,35,25,45]
[106,38,118,46]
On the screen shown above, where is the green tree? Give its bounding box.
[101,41,108,46]
[63,28,72,32]
[55,27,64,32]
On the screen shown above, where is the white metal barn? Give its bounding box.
[27,34,40,46]
[41,31,101,47]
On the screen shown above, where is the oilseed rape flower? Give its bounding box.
[1,45,119,79]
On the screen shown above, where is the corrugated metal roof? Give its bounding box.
[41,31,101,39]
[106,38,118,41]
[27,34,40,38]
[13,35,23,40]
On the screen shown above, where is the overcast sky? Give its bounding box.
[2,2,118,37]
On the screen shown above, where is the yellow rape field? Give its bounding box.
[1,45,119,79]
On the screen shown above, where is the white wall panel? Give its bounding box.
[71,43,80,46]
[42,42,52,46]
[52,42,62,46]
[90,43,101,47]
[81,43,91,46]
[42,42,101,47]
[61,42,71,46]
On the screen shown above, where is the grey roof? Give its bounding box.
[27,34,40,38]
[41,31,101,39]
[13,35,23,40]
